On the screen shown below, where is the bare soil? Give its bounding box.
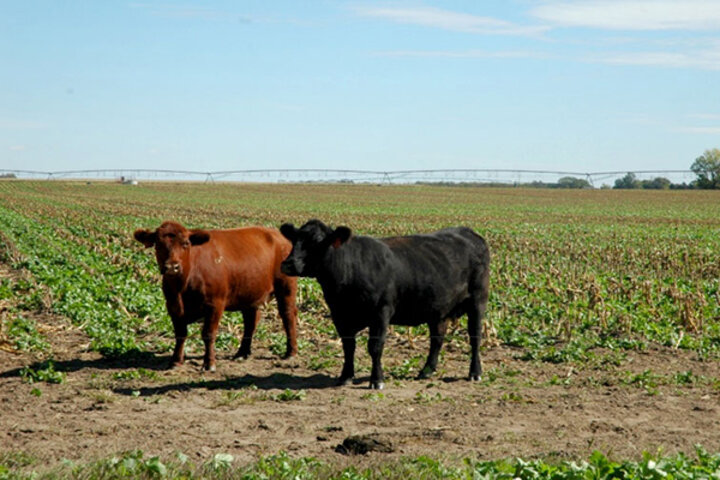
[2,309,720,472]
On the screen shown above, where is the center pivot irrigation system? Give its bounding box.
[0,168,696,186]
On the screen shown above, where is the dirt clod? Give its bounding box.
[335,435,394,455]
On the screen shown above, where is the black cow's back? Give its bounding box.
[381,227,489,326]
[318,227,489,328]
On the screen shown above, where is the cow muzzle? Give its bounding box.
[163,262,182,276]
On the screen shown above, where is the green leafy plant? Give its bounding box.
[5,448,720,479]
[6,315,50,353]
[271,389,306,402]
[20,360,66,384]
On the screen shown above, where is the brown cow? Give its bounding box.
[134,221,298,371]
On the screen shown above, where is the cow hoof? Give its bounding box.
[168,361,182,370]
[416,369,434,380]
[203,365,216,372]
[369,382,384,390]
[234,350,250,360]
[336,376,354,386]
[469,374,481,382]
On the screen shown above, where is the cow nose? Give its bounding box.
[164,262,181,275]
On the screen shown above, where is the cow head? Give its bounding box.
[280,219,351,278]
[133,221,210,277]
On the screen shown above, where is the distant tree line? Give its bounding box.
[612,148,720,190]
[612,173,679,190]
[414,179,595,189]
[416,148,720,190]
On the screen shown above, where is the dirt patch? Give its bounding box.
[2,314,720,472]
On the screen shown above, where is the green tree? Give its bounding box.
[556,176,591,189]
[641,177,671,190]
[691,148,720,189]
[613,173,639,189]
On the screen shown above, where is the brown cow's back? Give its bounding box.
[186,227,292,310]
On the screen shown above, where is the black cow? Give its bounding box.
[280,219,490,389]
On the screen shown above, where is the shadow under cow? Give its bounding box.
[0,350,167,379]
[112,372,340,397]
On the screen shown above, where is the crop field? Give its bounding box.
[1,180,720,478]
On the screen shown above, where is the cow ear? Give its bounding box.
[189,230,210,246]
[134,229,157,248]
[331,226,352,248]
[280,223,297,241]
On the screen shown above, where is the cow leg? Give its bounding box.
[202,306,223,372]
[234,307,260,360]
[467,307,483,381]
[468,272,489,381]
[274,278,298,358]
[368,306,392,390]
[170,317,187,368]
[367,326,386,390]
[337,335,356,386]
[417,319,449,379]
[335,321,362,386]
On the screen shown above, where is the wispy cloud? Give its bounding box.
[9,145,26,151]
[531,1,720,31]
[355,6,548,36]
[673,112,720,134]
[686,113,720,120]
[597,47,720,70]
[373,49,550,59]
[675,126,720,134]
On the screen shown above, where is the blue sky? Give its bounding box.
[2,1,719,176]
